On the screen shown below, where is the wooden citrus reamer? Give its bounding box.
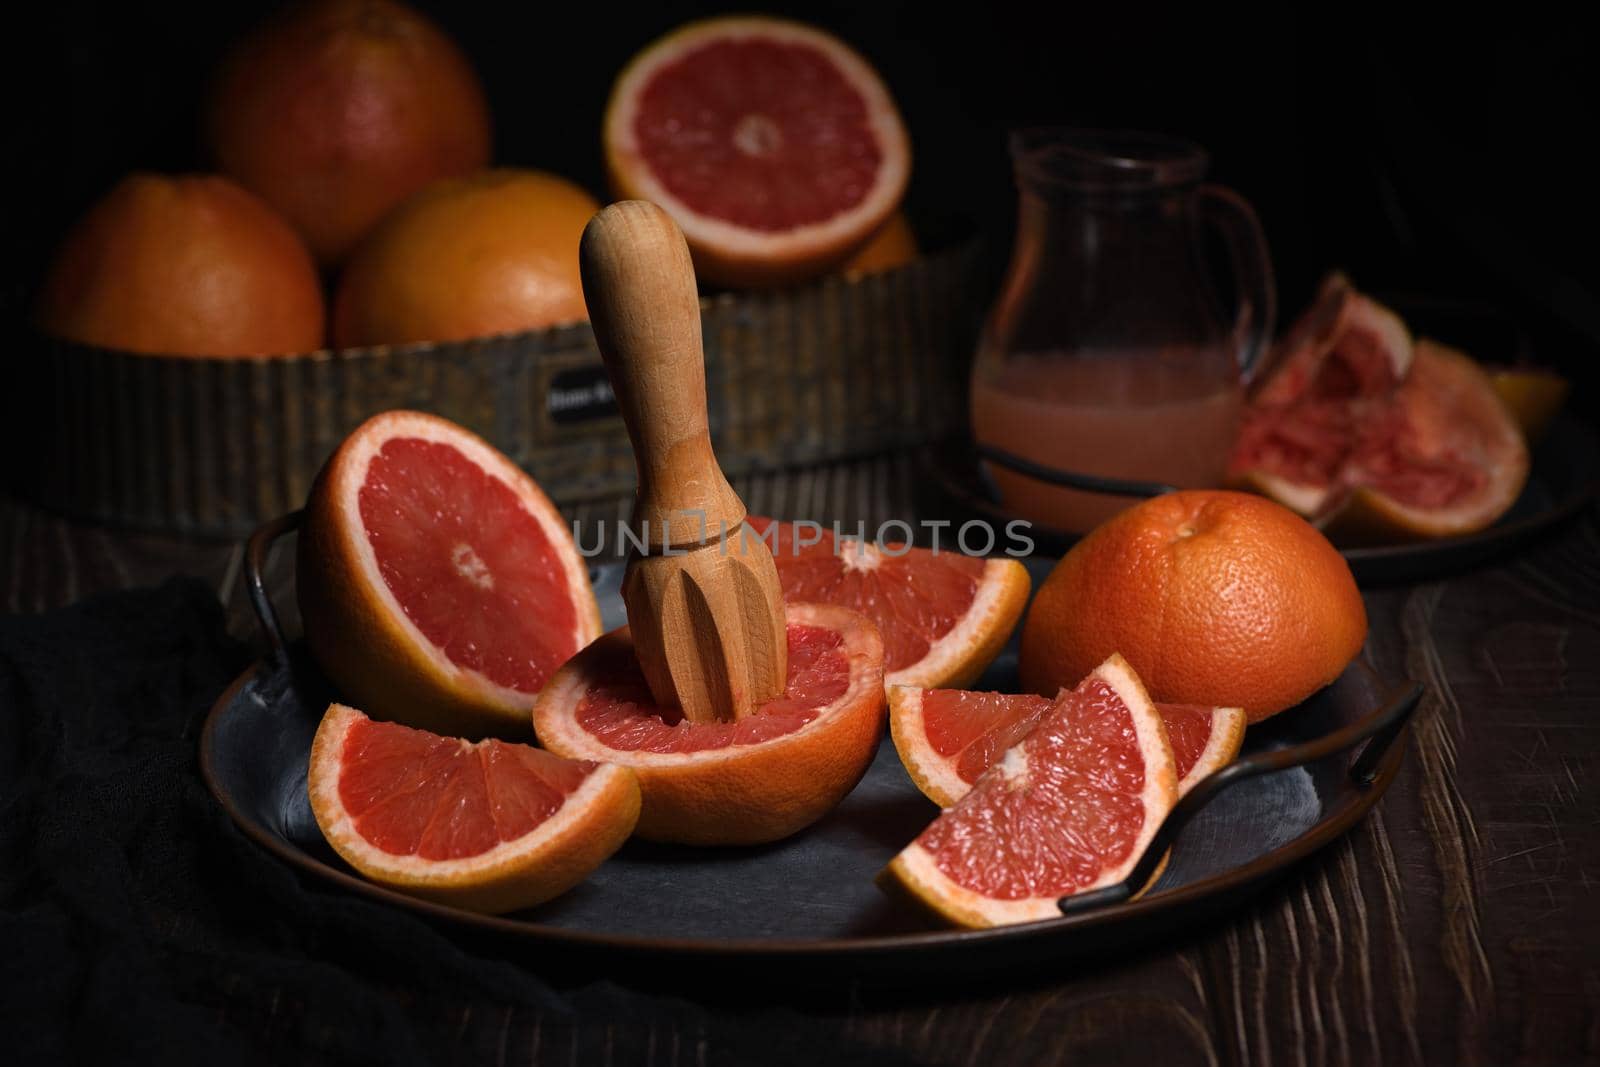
[579,200,787,723]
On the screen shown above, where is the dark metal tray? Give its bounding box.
[199,534,1420,978]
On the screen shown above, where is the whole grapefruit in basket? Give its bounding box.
[1231,274,1529,542]
[309,703,638,913]
[208,0,492,265]
[298,410,601,739]
[604,16,911,288]
[1019,490,1366,723]
[749,518,1030,691]
[533,602,885,846]
[332,169,599,347]
[842,212,919,277]
[890,684,1245,808]
[36,174,324,358]
[882,654,1179,928]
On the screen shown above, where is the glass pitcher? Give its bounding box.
[971,129,1276,534]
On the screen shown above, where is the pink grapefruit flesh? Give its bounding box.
[533,602,887,846]
[750,516,1030,689]
[360,436,581,695]
[633,38,883,231]
[892,684,1245,808]
[298,410,601,739]
[308,704,639,914]
[604,16,911,288]
[882,654,1179,927]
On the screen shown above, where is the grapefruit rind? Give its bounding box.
[532,602,886,845]
[882,654,1178,929]
[885,686,970,809]
[299,410,602,739]
[307,704,640,914]
[887,558,1031,690]
[1178,706,1247,795]
[603,16,911,288]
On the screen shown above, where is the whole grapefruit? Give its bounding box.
[332,169,599,348]
[1018,490,1367,722]
[35,174,324,357]
[842,212,919,277]
[207,0,492,266]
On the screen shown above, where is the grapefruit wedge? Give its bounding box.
[533,602,885,845]
[604,16,911,288]
[882,654,1179,928]
[889,685,1245,808]
[308,704,639,914]
[750,517,1030,690]
[299,411,602,739]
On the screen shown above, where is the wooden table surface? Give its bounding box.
[5,456,1599,1067]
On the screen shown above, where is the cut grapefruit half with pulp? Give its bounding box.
[881,654,1179,928]
[308,703,639,914]
[1232,276,1529,542]
[603,16,911,288]
[1316,340,1531,543]
[750,517,1030,691]
[533,602,885,845]
[298,411,602,739]
[890,684,1245,808]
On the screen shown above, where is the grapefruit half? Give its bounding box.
[1317,341,1531,543]
[1233,276,1529,541]
[298,411,602,739]
[308,703,639,914]
[604,16,911,288]
[750,517,1030,691]
[533,602,885,845]
[889,684,1245,808]
[881,654,1179,928]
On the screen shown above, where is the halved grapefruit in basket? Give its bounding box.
[749,517,1030,691]
[298,411,602,739]
[889,685,1245,808]
[308,704,639,914]
[881,654,1179,928]
[603,16,911,289]
[533,602,885,845]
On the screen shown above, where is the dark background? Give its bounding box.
[3,2,1597,407]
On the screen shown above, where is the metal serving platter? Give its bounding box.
[200,537,1419,979]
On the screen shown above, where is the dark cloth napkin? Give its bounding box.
[0,579,914,1066]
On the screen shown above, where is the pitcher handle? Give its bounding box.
[1198,184,1277,385]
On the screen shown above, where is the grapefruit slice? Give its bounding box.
[881,654,1179,928]
[603,16,911,289]
[749,517,1030,690]
[308,703,639,914]
[298,411,602,739]
[1233,277,1529,541]
[533,602,885,845]
[889,685,1244,808]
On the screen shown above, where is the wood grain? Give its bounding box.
[3,475,1597,1065]
[581,200,786,722]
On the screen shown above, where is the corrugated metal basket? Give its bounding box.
[8,244,978,538]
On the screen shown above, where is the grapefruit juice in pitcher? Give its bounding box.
[971,129,1275,534]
